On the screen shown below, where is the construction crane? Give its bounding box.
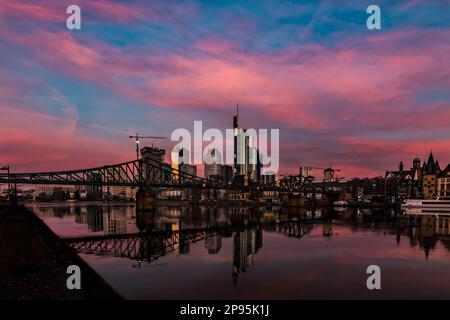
[129,134,166,160]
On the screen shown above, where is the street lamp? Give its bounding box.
[0,165,10,205]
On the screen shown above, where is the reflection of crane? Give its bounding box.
[129,134,166,160]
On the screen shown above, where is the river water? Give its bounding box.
[27,203,450,299]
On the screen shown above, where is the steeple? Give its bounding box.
[425,150,440,175]
[399,161,404,172]
[413,159,420,170]
[427,150,434,166]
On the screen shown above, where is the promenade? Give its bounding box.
[0,205,121,300]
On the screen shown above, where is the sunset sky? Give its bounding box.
[0,0,449,178]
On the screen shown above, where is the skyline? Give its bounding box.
[1,1,450,178]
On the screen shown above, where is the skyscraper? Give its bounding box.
[232,105,258,183]
[204,148,222,179]
[233,104,243,176]
[141,146,166,184]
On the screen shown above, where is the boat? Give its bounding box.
[401,197,450,215]
[333,200,348,207]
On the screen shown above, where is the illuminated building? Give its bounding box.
[323,167,336,183]
[437,165,450,198]
[232,106,258,184]
[421,152,441,199]
[204,148,222,179]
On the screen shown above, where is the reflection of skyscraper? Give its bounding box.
[179,235,190,255]
[103,208,127,235]
[323,220,334,237]
[75,208,88,225]
[205,234,222,254]
[87,206,104,232]
[233,231,249,280]
[232,228,262,285]
[256,228,263,250]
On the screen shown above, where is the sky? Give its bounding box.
[0,0,449,179]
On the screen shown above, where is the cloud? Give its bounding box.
[1,1,449,177]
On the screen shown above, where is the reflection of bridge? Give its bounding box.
[0,158,320,193]
[65,220,315,262]
[66,228,216,262]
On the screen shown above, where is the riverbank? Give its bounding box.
[0,205,122,300]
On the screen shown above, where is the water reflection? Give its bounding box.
[28,204,450,299]
[29,203,136,236]
[30,204,450,263]
[232,227,263,285]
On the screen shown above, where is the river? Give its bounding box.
[26,203,450,299]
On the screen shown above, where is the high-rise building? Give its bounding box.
[221,165,233,185]
[141,146,165,163]
[260,172,276,184]
[103,167,127,199]
[172,148,198,183]
[246,144,258,182]
[180,164,197,177]
[323,168,336,183]
[299,166,313,178]
[86,173,103,200]
[233,105,244,177]
[204,148,222,179]
[232,106,259,184]
[141,146,166,184]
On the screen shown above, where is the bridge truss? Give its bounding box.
[0,158,223,189]
[0,158,322,193]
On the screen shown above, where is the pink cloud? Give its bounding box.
[1,15,450,177]
[0,104,130,171]
[0,0,147,23]
[3,26,448,133]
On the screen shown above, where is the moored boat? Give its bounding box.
[401,197,450,215]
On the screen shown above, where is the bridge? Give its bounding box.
[0,158,222,188]
[0,157,321,194]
